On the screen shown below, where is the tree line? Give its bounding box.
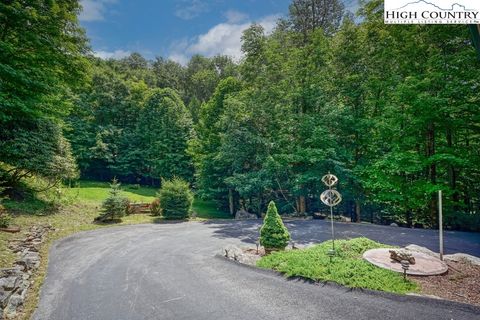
[1,0,479,230]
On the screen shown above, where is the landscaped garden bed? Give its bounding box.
[257,238,417,294]
[225,237,480,307]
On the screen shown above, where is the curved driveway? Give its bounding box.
[33,221,480,320]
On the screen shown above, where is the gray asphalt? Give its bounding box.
[33,220,480,320]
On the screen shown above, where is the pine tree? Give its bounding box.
[97,178,128,222]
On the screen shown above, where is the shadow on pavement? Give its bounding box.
[202,219,480,256]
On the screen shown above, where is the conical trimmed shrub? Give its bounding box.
[260,201,291,251]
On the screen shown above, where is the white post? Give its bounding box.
[439,190,444,261]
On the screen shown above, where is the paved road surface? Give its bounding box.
[33,221,480,320]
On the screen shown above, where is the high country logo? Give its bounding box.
[384,0,480,24]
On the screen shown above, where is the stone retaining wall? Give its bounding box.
[0,225,53,319]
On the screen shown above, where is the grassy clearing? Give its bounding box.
[62,180,230,219]
[257,238,418,294]
[63,180,157,203]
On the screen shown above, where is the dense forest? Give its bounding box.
[1,0,480,230]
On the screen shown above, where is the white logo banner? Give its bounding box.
[384,0,480,24]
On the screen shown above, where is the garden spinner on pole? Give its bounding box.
[320,173,342,262]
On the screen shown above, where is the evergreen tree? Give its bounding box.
[138,88,195,182]
[260,201,291,251]
[97,178,128,222]
[158,178,193,220]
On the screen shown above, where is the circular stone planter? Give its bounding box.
[363,248,448,276]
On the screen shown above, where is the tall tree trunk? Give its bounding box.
[446,128,459,208]
[229,188,234,216]
[355,200,361,223]
[427,123,437,226]
[299,196,306,214]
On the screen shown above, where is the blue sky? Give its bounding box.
[79,0,360,64]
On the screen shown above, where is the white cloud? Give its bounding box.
[94,49,131,60]
[175,0,208,20]
[79,0,116,22]
[168,53,190,66]
[224,10,249,23]
[168,14,280,65]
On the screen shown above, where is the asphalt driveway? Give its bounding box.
[33,221,480,320]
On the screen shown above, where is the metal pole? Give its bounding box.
[330,204,335,251]
[330,182,335,251]
[439,190,444,261]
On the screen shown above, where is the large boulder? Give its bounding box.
[235,210,257,220]
[406,245,480,266]
[444,253,480,266]
[405,244,439,258]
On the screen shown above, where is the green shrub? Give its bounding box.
[260,201,291,251]
[158,178,193,220]
[0,189,11,228]
[96,178,128,222]
[0,206,11,228]
[150,198,161,216]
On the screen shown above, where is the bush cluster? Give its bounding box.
[158,178,193,220]
[150,198,161,216]
[0,206,11,228]
[0,189,11,228]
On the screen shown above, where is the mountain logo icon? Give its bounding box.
[395,0,475,11]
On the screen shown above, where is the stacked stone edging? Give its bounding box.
[0,225,53,319]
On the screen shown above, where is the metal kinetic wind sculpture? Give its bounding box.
[320,173,342,260]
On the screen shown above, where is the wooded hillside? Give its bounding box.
[1,0,479,230]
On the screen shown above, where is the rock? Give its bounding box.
[405,244,439,258]
[0,269,22,280]
[15,252,40,271]
[4,293,23,318]
[312,213,326,220]
[444,253,480,266]
[0,224,53,318]
[389,249,416,264]
[390,223,399,227]
[222,245,243,260]
[235,210,258,220]
[222,245,262,266]
[0,289,12,308]
[0,277,19,291]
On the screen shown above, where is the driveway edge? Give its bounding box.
[215,254,480,315]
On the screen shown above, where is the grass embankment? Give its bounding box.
[1,180,230,319]
[257,238,418,294]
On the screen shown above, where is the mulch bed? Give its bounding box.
[411,260,480,307]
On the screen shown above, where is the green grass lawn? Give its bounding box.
[63,180,231,219]
[257,238,418,294]
[64,180,157,203]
